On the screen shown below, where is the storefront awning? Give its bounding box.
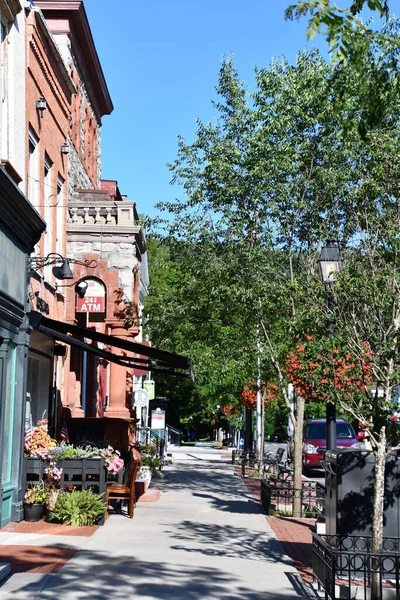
[28,311,194,381]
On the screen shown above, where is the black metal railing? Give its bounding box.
[233,449,291,479]
[136,426,165,457]
[312,533,400,600]
[261,477,325,518]
[166,425,181,447]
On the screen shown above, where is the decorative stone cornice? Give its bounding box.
[34,8,76,96]
[34,0,113,122]
[30,38,71,119]
[0,0,22,22]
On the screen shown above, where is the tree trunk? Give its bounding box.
[293,394,305,518]
[371,427,386,600]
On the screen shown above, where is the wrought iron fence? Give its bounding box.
[312,533,400,600]
[136,426,165,457]
[261,477,325,518]
[232,449,289,478]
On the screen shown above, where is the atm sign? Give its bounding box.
[76,296,105,313]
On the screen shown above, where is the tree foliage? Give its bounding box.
[146,24,400,542]
[285,2,399,139]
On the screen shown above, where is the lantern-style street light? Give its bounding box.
[28,253,97,281]
[319,240,343,451]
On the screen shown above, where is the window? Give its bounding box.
[43,155,53,279]
[28,127,39,208]
[56,175,65,256]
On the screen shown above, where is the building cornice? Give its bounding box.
[34,0,113,122]
[29,37,72,121]
[33,8,76,98]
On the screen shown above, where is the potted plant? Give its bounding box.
[136,453,164,490]
[50,489,105,526]
[45,488,63,522]
[24,482,47,522]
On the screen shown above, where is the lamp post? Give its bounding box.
[28,253,97,280]
[319,240,343,451]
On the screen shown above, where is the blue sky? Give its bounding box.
[82,1,381,218]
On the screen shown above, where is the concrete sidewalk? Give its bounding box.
[0,445,314,599]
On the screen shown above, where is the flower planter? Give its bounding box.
[45,507,52,522]
[24,503,45,522]
[24,457,106,496]
[136,466,152,490]
[60,457,106,496]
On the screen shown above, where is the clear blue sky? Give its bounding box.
[82,1,380,218]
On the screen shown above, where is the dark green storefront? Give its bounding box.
[0,167,45,525]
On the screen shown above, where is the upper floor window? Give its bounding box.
[43,155,53,279]
[56,175,65,256]
[28,127,39,208]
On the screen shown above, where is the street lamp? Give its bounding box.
[319,240,343,451]
[28,253,97,280]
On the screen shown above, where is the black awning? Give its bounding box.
[28,311,194,381]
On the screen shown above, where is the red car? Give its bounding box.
[303,418,360,471]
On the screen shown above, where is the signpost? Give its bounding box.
[151,408,165,430]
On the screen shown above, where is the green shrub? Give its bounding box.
[51,489,105,526]
[51,445,101,460]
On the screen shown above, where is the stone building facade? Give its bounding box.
[63,182,146,432]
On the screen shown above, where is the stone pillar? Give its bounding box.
[106,325,132,419]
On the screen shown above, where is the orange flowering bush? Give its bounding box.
[286,335,373,403]
[221,404,240,416]
[24,417,57,458]
[240,381,279,410]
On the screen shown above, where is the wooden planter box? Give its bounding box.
[24,457,106,496]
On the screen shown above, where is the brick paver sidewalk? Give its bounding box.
[0,519,98,574]
[238,471,314,583]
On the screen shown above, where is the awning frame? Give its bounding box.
[29,311,194,381]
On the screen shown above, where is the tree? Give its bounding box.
[285,1,390,61]
[285,2,399,138]
[154,50,354,515]
[149,22,400,550]
[143,236,256,435]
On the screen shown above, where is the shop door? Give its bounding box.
[0,344,16,526]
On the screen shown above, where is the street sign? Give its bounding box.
[133,388,149,408]
[76,279,105,312]
[151,408,165,429]
[143,380,155,400]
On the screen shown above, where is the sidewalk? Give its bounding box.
[238,472,315,584]
[0,445,316,599]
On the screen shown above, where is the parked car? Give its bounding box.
[302,418,360,471]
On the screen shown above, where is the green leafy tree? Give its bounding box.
[143,236,255,436]
[285,2,399,138]
[285,0,390,61]
[153,50,353,513]
[148,23,400,545]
